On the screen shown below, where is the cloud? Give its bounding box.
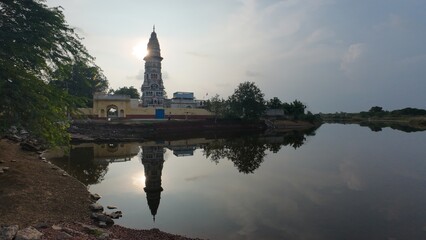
[184,175,208,181]
[340,43,366,75]
[245,70,262,77]
[186,51,210,58]
[373,13,404,30]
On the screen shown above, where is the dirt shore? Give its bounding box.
[0,138,202,240]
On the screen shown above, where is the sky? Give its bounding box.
[46,0,426,113]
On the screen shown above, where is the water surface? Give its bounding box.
[51,124,426,239]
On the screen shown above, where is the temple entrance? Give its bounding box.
[107,105,119,119]
[155,109,165,119]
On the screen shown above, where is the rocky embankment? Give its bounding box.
[70,119,267,142]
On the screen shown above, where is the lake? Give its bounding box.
[51,124,426,239]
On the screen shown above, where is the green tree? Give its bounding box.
[51,60,108,107]
[266,97,283,109]
[0,0,94,145]
[109,86,140,99]
[369,106,384,113]
[228,82,266,121]
[205,94,226,122]
[282,99,306,119]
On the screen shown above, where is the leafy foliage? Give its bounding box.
[228,81,266,121]
[109,86,140,99]
[202,129,316,173]
[283,100,306,117]
[205,94,226,122]
[266,97,283,109]
[51,60,108,107]
[0,0,95,145]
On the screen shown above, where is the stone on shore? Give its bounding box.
[107,205,117,209]
[91,212,114,224]
[15,226,43,240]
[89,203,104,212]
[56,231,72,239]
[0,225,19,240]
[90,193,101,201]
[108,211,123,219]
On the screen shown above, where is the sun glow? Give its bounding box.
[132,41,148,60]
[132,172,146,188]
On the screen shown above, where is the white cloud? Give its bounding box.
[340,43,366,75]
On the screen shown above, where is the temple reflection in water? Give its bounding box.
[141,146,165,221]
[50,131,313,222]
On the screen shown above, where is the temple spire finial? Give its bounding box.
[153,25,155,32]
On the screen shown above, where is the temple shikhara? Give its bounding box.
[141,26,165,108]
[80,27,212,120]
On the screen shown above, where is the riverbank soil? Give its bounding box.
[0,138,202,239]
[0,139,92,227]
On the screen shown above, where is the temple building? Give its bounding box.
[77,27,213,120]
[141,26,165,107]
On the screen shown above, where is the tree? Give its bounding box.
[51,60,108,107]
[282,99,306,119]
[205,94,226,123]
[228,82,266,121]
[109,86,140,99]
[369,106,384,113]
[267,97,283,109]
[0,0,94,145]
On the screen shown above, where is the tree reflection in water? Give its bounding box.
[203,128,317,174]
[51,128,318,183]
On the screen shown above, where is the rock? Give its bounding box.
[0,225,19,240]
[62,173,68,177]
[90,193,101,201]
[89,203,104,212]
[15,226,43,240]
[5,134,21,142]
[1,167,10,172]
[51,225,62,231]
[61,227,85,236]
[96,214,114,224]
[38,156,46,160]
[91,212,101,219]
[107,205,117,209]
[56,231,72,239]
[0,169,4,174]
[0,160,5,163]
[78,223,110,238]
[11,160,16,162]
[34,222,50,229]
[91,213,114,224]
[9,126,18,134]
[108,211,122,219]
[98,221,107,228]
[20,142,40,152]
[20,129,29,135]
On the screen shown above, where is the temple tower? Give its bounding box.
[141,26,165,107]
[141,145,165,221]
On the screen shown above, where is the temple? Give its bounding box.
[78,27,213,120]
[141,26,165,107]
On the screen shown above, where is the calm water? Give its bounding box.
[51,124,426,240]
